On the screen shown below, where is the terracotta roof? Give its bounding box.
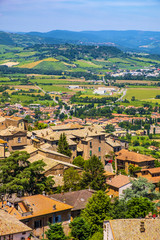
[29,153,81,172]
[107,175,132,189]
[5,116,23,121]
[0,117,5,122]
[116,149,155,163]
[20,145,38,154]
[49,189,95,211]
[106,139,121,147]
[105,218,160,240]
[0,126,26,136]
[0,209,31,235]
[52,175,64,187]
[2,194,73,220]
[39,148,70,159]
[148,176,160,184]
[51,123,84,131]
[141,167,160,174]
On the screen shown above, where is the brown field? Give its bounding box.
[20,60,43,68]
[9,85,39,90]
[116,80,159,85]
[20,57,58,68]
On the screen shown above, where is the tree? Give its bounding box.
[155,160,160,167]
[73,156,85,168]
[69,217,91,240]
[45,223,66,240]
[81,155,107,191]
[125,197,154,218]
[131,96,135,101]
[81,191,111,233]
[133,140,139,146]
[57,133,72,157]
[122,177,159,201]
[63,167,81,192]
[110,198,127,219]
[34,121,48,130]
[0,151,54,195]
[105,124,115,133]
[128,164,141,176]
[89,231,103,240]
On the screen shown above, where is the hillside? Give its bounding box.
[0,44,160,77]
[1,30,160,54]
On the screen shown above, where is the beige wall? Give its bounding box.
[78,135,106,164]
[22,209,71,239]
[0,133,27,151]
[44,163,82,177]
[116,159,155,174]
[0,120,6,130]
[5,119,26,130]
[38,149,71,163]
[0,232,31,240]
[106,186,119,198]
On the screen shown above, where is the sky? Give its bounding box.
[0,0,160,32]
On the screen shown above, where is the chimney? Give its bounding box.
[53,204,56,210]
[140,221,145,232]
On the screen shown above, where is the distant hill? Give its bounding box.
[1,30,160,54]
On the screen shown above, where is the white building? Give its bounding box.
[94,87,117,95]
[68,85,80,89]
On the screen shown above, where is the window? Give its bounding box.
[99,156,101,160]
[99,136,101,142]
[90,142,92,148]
[98,147,101,152]
[9,235,13,240]
[53,215,61,223]
[48,217,52,223]
[18,137,21,143]
[34,220,42,229]
[90,150,92,156]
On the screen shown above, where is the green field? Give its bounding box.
[34,61,69,71]
[74,60,102,68]
[125,88,160,101]
[39,84,71,92]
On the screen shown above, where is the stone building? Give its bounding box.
[0,126,27,151]
[103,218,160,240]
[115,149,155,174]
[0,209,32,240]
[0,194,72,239]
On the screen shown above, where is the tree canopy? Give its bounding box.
[0,151,54,195]
[69,217,91,240]
[81,155,107,191]
[45,223,66,240]
[122,177,160,201]
[81,191,111,233]
[73,156,85,168]
[125,197,154,218]
[57,133,72,157]
[63,167,81,192]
